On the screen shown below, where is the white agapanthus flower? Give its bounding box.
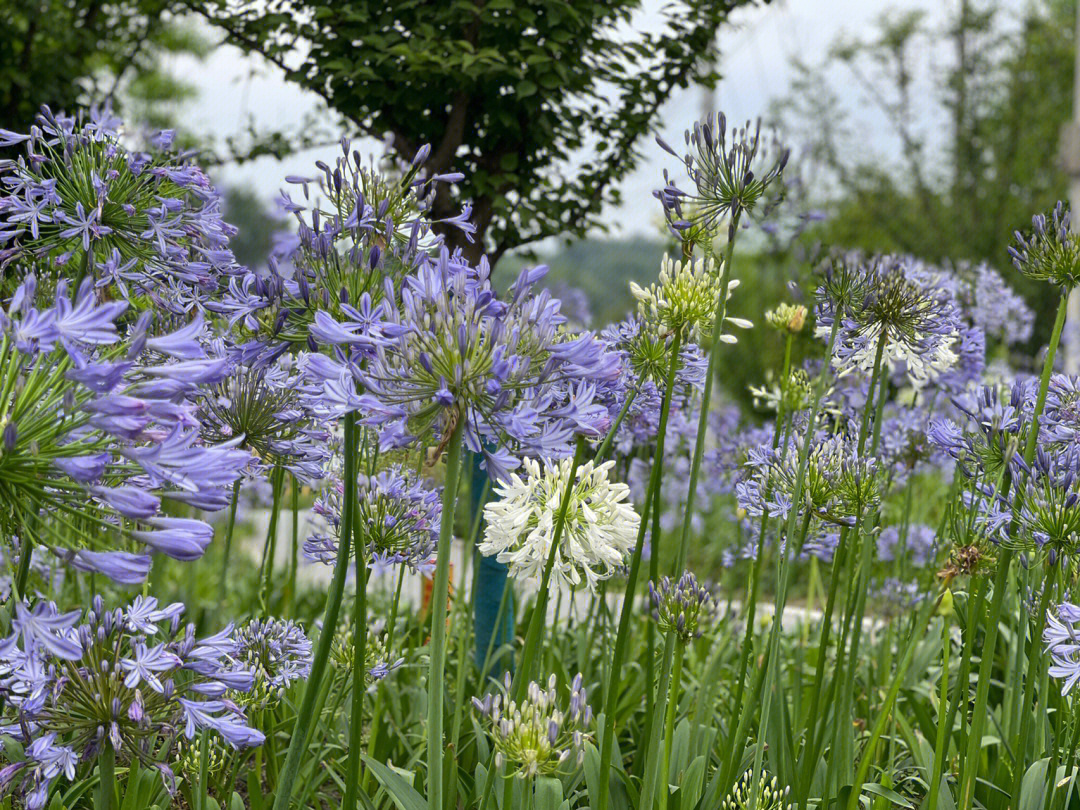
[630,254,752,340]
[479,457,640,592]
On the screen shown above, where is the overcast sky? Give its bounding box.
[168,0,1014,241]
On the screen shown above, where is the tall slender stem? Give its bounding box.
[596,330,683,810]
[271,413,357,810]
[659,636,687,810]
[259,465,285,615]
[672,210,741,576]
[219,479,242,601]
[426,420,465,810]
[288,474,299,616]
[343,470,371,810]
[927,613,952,810]
[964,290,1070,810]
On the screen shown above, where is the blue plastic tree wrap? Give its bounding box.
[471,452,514,676]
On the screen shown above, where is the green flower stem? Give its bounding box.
[1009,564,1058,806]
[514,435,588,699]
[964,290,1069,810]
[927,612,952,810]
[342,512,371,809]
[1050,706,1080,810]
[258,465,285,615]
[640,632,678,809]
[362,563,406,795]
[13,535,32,599]
[448,503,487,810]
[659,636,688,810]
[271,413,357,810]
[596,330,683,810]
[846,592,940,810]
[219,478,242,600]
[826,336,890,786]
[746,509,814,809]
[671,210,741,577]
[426,419,465,810]
[743,318,847,808]
[594,374,645,463]
[287,474,299,617]
[643,480,663,763]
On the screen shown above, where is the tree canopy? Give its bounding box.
[0,0,206,132]
[195,0,760,263]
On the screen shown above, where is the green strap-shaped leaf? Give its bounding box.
[360,755,427,810]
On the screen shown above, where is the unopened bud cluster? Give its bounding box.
[722,769,793,810]
[471,672,592,778]
[766,303,807,333]
[648,571,717,641]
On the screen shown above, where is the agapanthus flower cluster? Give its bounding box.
[472,672,592,778]
[329,621,404,685]
[214,139,473,349]
[1009,201,1080,288]
[721,769,793,810]
[648,571,718,641]
[629,254,751,340]
[302,249,618,477]
[0,105,240,311]
[479,457,640,592]
[198,351,328,477]
[0,275,251,585]
[997,446,1080,562]
[877,524,937,567]
[595,315,709,452]
[306,464,440,574]
[816,255,961,389]
[1045,601,1080,694]
[736,433,881,527]
[955,261,1033,346]
[0,596,262,807]
[655,114,789,239]
[929,381,1032,480]
[230,618,313,707]
[1039,374,1080,454]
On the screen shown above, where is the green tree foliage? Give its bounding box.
[0,0,207,132]
[223,186,280,269]
[195,0,761,263]
[773,0,1073,352]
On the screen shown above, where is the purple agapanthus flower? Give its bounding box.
[0,596,263,803]
[0,105,242,312]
